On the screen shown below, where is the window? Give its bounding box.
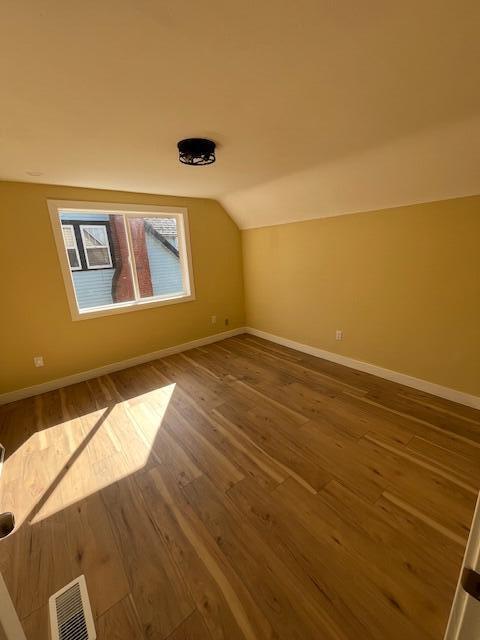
[61,225,81,270]
[80,224,113,269]
[61,221,114,272]
[49,200,195,319]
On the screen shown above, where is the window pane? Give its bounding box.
[82,225,108,247]
[56,208,191,314]
[86,247,111,267]
[59,211,135,310]
[128,216,185,299]
[67,248,80,269]
[81,225,113,269]
[62,225,80,269]
[62,226,76,248]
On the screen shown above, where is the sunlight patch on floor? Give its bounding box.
[0,383,176,527]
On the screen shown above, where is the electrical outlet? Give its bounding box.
[34,356,44,367]
[211,315,217,324]
[335,330,343,341]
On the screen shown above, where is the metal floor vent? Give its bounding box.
[49,575,96,640]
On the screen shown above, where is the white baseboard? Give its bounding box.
[0,328,245,406]
[3,325,478,411]
[245,327,480,410]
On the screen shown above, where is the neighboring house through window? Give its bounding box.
[49,201,195,319]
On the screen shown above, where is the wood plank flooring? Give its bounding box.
[0,334,479,639]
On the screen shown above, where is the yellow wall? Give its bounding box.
[2,183,478,398]
[0,181,245,394]
[242,195,480,396]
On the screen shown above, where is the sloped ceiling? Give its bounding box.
[1,0,479,228]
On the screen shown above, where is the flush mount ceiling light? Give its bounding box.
[177,138,216,166]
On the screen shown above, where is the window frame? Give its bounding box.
[79,224,114,270]
[61,224,82,271]
[48,200,196,321]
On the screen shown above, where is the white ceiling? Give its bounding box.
[1,1,479,228]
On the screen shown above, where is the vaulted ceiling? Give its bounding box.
[1,1,479,228]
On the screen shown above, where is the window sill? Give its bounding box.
[71,292,195,321]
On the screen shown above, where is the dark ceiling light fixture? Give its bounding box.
[177,138,216,166]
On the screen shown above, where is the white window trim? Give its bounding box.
[48,200,196,321]
[61,224,82,271]
[79,224,113,269]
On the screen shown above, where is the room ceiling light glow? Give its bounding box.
[177,138,216,166]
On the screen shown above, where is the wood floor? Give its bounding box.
[0,334,479,639]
